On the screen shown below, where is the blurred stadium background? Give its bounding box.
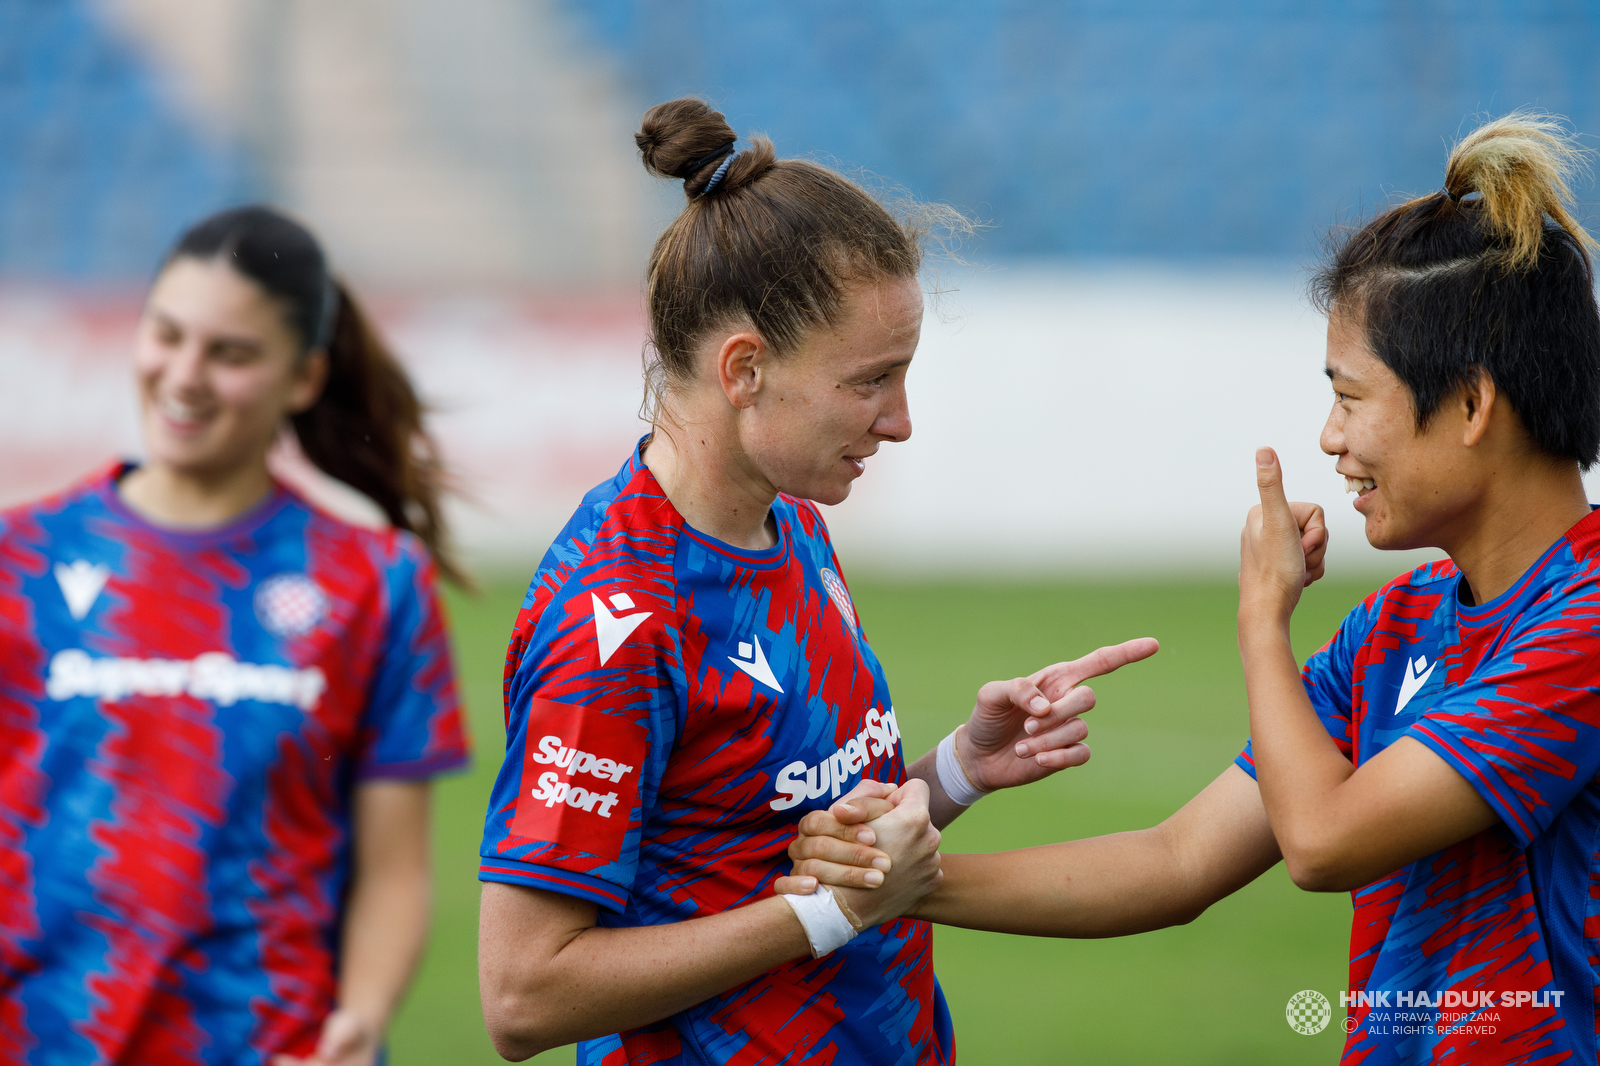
[5,1,1600,1061]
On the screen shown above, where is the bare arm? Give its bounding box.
[1239,450,1496,892]
[275,780,433,1066]
[784,764,1280,937]
[478,782,943,1061]
[480,886,808,1059]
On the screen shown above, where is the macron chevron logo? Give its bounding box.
[591,593,651,666]
[1395,653,1436,715]
[729,636,784,694]
[55,560,110,621]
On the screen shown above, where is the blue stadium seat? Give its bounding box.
[0,0,250,279]
[566,0,1600,259]
[7,0,1600,274]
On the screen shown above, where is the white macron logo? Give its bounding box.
[592,592,651,666]
[729,635,783,693]
[55,560,110,621]
[1396,653,1436,715]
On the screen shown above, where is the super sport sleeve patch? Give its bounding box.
[479,544,682,908]
[509,697,649,862]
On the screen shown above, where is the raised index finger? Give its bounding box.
[1032,637,1160,694]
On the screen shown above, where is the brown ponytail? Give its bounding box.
[634,98,969,411]
[289,282,464,583]
[167,206,464,582]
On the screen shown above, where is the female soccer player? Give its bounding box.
[784,112,1600,1064]
[0,207,468,1064]
[475,98,1157,1065]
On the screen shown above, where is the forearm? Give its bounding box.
[338,859,430,1033]
[907,748,967,829]
[1237,619,1359,886]
[913,831,1198,937]
[911,766,1279,937]
[481,886,809,1058]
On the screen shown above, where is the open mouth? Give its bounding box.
[1345,476,1376,499]
[844,456,865,475]
[157,397,213,433]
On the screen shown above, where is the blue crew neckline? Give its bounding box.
[97,461,293,548]
[1455,504,1600,624]
[628,436,791,569]
[679,515,790,566]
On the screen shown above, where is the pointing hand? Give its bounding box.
[961,637,1161,789]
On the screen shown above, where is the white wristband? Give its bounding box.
[780,885,859,958]
[937,728,988,807]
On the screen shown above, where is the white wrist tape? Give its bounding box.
[780,885,859,958]
[937,728,988,807]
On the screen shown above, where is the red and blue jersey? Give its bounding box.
[479,443,952,1066]
[1238,508,1600,1064]
[0,463,468,1065]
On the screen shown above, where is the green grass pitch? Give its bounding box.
[388,574,1378,1064]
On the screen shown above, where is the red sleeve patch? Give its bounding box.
[509,696,650,862]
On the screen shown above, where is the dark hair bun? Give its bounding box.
[637,98,771,200]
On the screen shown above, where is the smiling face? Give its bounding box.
[735,275,922,505]
[133,257,326,482]
[1320,311,1492,550]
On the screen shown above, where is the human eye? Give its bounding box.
[210,341,260,366]
[856,365,901,389]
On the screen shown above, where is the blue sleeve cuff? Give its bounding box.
[1234,748,1257,780]
[478,856,631,913]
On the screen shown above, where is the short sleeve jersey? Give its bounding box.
[0,464,468,1065]
[479,444,953,1066]
[1237,508,1600,1065]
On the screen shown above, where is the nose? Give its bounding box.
[1320,400,1345,457]
[873,382,912,443]
[160,338,209,396]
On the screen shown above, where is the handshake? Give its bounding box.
[774,778,945,938]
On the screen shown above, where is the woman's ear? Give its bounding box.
[287,349,330,415]
[716,332,767,409]
[1459,368,1497,448]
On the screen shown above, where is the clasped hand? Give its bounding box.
[820,778,945,928]
[776,780,925,897]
